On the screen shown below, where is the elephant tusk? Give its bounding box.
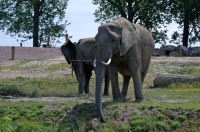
[93,59,96,67]
[102,58,111,65]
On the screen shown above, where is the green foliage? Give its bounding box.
[120,124,131,132]
[171,121,180,129]
[92,0,170,45]
[156,114,165,120]
[0,77,78,97]
[170,63,200,76]
[0,0,69,47]
[169,0,200,46]
[177,115,187,122]
[0,84,25,97]
[155,121,168,130]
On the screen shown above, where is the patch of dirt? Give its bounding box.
[151,56,200,64]
[0,96,93,103]
[0,56,71,79]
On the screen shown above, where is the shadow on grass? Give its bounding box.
[57,101,113,132]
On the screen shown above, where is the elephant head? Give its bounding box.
[94,17,150,122]
[61,37,79,82]
[61,39,76,65]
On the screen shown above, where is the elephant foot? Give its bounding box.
[103,92,109,96]
[121,96,127,102]
[78,91,84,94]
[135,98,144,103]
[85,91,89,94]
[113,97,121,102]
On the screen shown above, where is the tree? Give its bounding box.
[0,0,69,47]
[169,0,200,47]
[92,0,171,45]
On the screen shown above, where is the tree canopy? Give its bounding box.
[92,0,171,45]
[169,0,200,47]
[93,0,200,47]
[0,0,69,47]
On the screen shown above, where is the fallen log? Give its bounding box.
[153,73,200,86]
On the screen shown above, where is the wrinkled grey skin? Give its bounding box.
[61,37,110,95]
[95,17,155,122]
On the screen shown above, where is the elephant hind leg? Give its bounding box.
[141,61,151,84]
[84,70,92,94]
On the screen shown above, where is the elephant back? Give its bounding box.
[76,37,97,61]
[132,23,155,50]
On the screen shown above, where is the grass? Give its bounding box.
[0,57,200,131]
[0,76,78,97]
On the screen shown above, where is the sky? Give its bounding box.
[0,0,199,48]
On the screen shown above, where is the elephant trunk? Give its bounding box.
[95,59,105,122]
[95,45,112,122]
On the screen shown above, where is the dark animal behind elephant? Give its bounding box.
[61,37,110,95]
[95,17,155,122]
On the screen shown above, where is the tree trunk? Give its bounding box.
[182,19,189,47]
[127,0,133,23]
[33,2,40,47]
[153,73,200,87]
[182,4,190,48]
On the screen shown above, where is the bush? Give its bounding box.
[0,84,25,97]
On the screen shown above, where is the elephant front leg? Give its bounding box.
[78,71,85,94]
[103,67,110,96]
[84,70,92,94]
[109,64,121,102]
[121,75,131,101]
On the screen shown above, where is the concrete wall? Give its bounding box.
[0,46,62,60]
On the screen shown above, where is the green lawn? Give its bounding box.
[0,58,200,131]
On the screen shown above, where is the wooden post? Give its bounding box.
[20,43,22,47]
[65,34,68,41]
[11,46,15,60]
[47,36,50,48]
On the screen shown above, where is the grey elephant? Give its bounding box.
[61,37,110,95]
[94,17,155,122]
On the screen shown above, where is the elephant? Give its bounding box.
[61,37,110,95]
[94,17,155,122]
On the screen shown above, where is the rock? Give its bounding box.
[190,47,200,56]
[182,46,191,56]
[169,51,179,57]
[160,45,176,53]
[153,48,166,56]
[176,45,183,56]
[153,73,200,86]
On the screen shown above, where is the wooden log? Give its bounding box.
[11,46,15,60]
[47,36,50,48]
[153,73,200,86]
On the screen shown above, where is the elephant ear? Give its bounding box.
[117,18,140,56]
[61,39,76,65]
